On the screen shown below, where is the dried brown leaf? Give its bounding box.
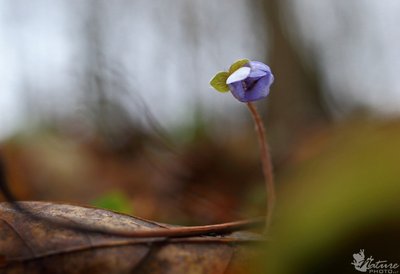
[0,202,263,274]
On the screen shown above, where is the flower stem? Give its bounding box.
[246,102,276,232]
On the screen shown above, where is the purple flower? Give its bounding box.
[226,61,274,102]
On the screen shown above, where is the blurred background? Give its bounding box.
[0,1,399,273]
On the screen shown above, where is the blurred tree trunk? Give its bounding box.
[258,0,331,162]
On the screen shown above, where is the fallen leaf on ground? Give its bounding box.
[0,201,263,274]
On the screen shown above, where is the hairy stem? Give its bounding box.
[247,102,276,231]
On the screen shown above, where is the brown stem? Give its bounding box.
[246,102,276,231]
[84,217,264,238]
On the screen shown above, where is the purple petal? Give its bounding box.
[249,61,271,73]
[228,81,246,102]
[248,69,267,78]
[243,74,273,102]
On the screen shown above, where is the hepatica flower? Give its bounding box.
[209,59,276,231]
[210,59,274,102]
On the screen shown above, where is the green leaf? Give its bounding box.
[229,59,250,75]
[210,71,230,92]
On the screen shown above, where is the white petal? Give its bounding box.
[226,67,251,84]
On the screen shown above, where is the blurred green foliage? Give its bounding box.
[256,120,400,274]
[91,190,134,215]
